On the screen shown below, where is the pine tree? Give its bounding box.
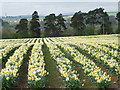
[44,14,57,36]
[44,13,67,37]
[86,8,112,34]
[30,11,41,37]
[15,18,28,32]
[71,11,86,35]
[56,14,67,36]
[116,12,120,34]
[15,18,28,38]
[100,12,112,34]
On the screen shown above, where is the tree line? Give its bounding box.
[15,8,120,38]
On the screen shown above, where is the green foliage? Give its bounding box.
[2,76,16,89]
[116,12,120,22]
[107,12,117,17]
[87,8,104,25]
[28,77,47,88]
[15,18,28,32]
[44,13,66,37]
[116,12,120,34]
[117,23,120,34]
[100,22,113,34]
[71,11,86,35]
[64,78,80,88]
[2,30,16,39]
[2,8,117,38]
[60,27,77,36]
[56,14,67,36]
[101,12,112,34]
[0,19,10,27]
[2,29,34,39]
[30,11,41,37]
[85,25,95,35]
[86,8,113,34]
[44,14,57,36]
[16,30,33,38]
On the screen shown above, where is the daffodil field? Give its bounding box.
[0,34,120,89]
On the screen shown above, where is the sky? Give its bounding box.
[0,1,119,16]
[0,0,119,2]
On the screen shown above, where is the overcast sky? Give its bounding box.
[0,0,119,2]
[0,1,119,16]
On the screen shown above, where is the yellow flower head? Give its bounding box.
[6,77,10,80]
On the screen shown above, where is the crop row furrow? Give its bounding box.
[71,43,120,77]
[0,44,31,88]
[83,43,119,61]
[59,44,111,88]
[45,41,81,88]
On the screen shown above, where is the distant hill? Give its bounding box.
[2,12,117,21]
[2,14,73,19]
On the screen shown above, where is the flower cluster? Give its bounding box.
[86,42,118,58]
[47,43,80,88]
[76,43,120,77]
[98,43,119,51]
[0,45,6,50]
[0,44,31,88]
[59,44,111,88]
[28,44,48,88]
[0,45,19,58]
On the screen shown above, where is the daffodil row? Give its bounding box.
[39,39,44,44]
[36,38,44,44]
[1,39,29,45]
[0,45,6,50]
[49,37,62,43]
[24,39,33,43]
[97,43,119,51]
[46,43,81,88]
[0,45,20,58]
[35,38,41,43]
[84,42,118,59]
[0,44,31,88]
[26,38,37,44]
[44,38,52,43]
[74,43,120,77]
[59,44,111,88]
[29,39,37,43]
[28,44,48,88]
[52,35,118,45]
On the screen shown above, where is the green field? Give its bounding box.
[107,12,117,17]
[0,34,120,89]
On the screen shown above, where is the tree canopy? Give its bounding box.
[116,12,120,34]
[15,18,28,33]
[44,13,67,37]
[30,11,41,37]
[71,11,86,35]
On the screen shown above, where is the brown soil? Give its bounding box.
[72,44,120,88]
[13,45,33,88]
[91,61,120,88]
[57,44,97,88]
[2,45,20,69]
[42,42,64,88]
[74,65,97,88]
[83,52,120,88]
